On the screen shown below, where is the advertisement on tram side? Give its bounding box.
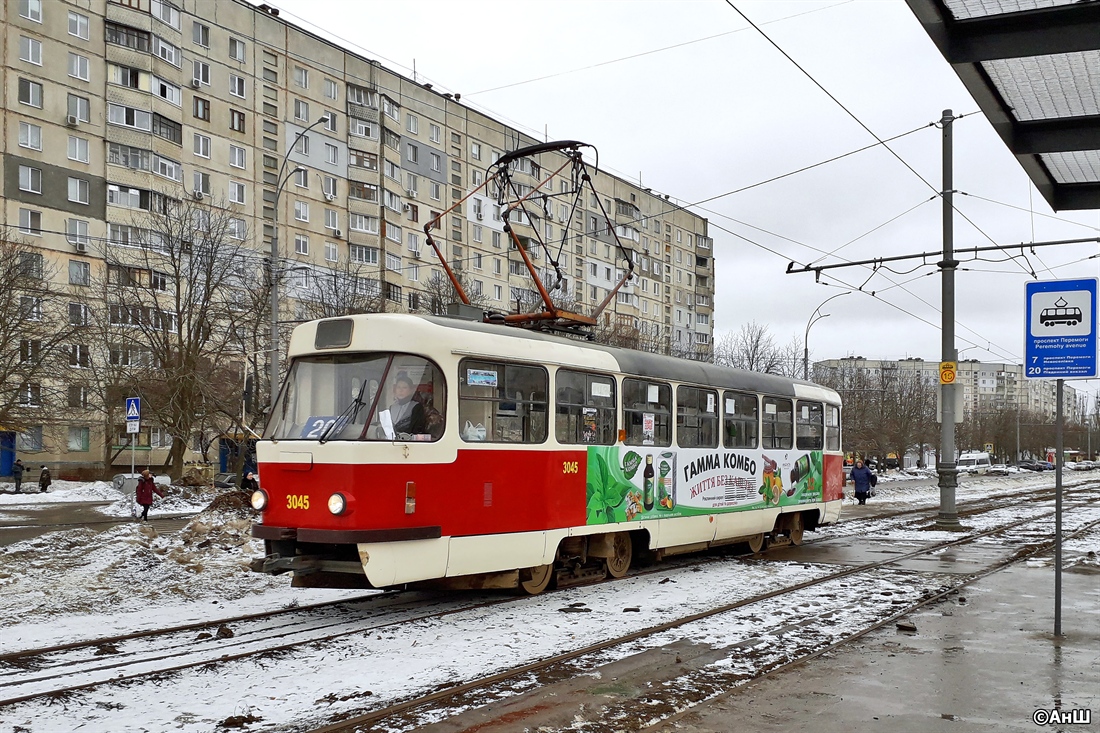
[585,445,827,525]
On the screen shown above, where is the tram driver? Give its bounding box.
[387,372,426,436]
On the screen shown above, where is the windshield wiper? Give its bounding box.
[317,382,369,444]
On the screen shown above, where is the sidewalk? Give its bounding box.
[654,561,1100,733]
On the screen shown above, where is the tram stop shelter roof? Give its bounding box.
[907,0,1100,211]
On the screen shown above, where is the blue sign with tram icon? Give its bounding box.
[1025,278,1098,379]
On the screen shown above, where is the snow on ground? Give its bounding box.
[0,470,1097,732]
[0,482,370,654]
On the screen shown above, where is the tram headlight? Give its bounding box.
[250,489,269,511]
[328,492,349,516]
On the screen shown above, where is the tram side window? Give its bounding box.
[555,370,616,445]
[622,378,672,447]
[458,359,548,443]
[762,396,793,449]
[676,385,718,448]
[825,404,841,451]
[723,390,758,449]
[796,401,824,450]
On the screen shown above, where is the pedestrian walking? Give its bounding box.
[12,459,25,493]
[135,469,165,521]
[849,459,875,505]
[38,465,51,493]
[240,470,259,494]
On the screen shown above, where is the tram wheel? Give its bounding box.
[747,533,766,554]
[605,533,633,578]
[519,563,554,595]
[788,513,805,546]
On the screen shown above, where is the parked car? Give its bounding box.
[1015,460,1042,471]
[986,464,1011,476]
[1073,460,1095,471]
[957,451,992,474]
[1038,461,1055,471]
[212,472,238,488]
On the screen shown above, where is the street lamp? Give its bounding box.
[268,117,328,408]
[803,291,850,380]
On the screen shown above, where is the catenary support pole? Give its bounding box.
[937,109,961,530]
[1055,378,1063,636]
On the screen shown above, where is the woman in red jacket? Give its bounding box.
[135,469,166,521]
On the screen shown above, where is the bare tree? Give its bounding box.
[0,234,88,457]
[416,269,490,315]
[714,322,782,374]
[93,193,266,478]
[294,257,385,320]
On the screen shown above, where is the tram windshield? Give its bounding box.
[265,352,445,442]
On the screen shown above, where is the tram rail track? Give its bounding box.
[2,483,1095,724]
[301,505,1100,733]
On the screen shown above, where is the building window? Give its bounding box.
[386,223,402,243]
[152,37,180,67]
[471,142,481,160]
[19,36,42,65]
[68,94,90,122]
[350,244,378,263]
[69,259,91,285]
[229,181,246,204]
[229,37,245,61]
[224,217,244,240]
[68,136,90,163]
[325,143,338,165]
[19,122,42,151]
[66,217,89,246]
[294,201,309,222]
[323,111,338,132]
[294,98,308,121]
[68,53,90,81]
[68,385,89,409]
[68,177,90,205]
[17,426,44,451]
[294,135,309,155]
[18,78,42,108]
[407,114,418,134]
[194,133,211,158]
[230,109,246,132]
[381,96,398,120]
[69,342,91,367]
[151,0,181,29]
[324,78,338,100]
[192,20,209,47]
[294,66,309,88]
[350,118,375,138]
[229,145,246,169]
[350,149,378,170]
[324,241,338,262]
[20,0,42,22]
[407,143,419,164]
[67,426,90,452]
[230,74,246,98]
[294,234,309,255]
[193,59,210,86]
[18,166,42,194]
[193,171,210,195]
[325,209,338,230]
[349,215,378,234]
[429,124,441,143]
[20,296,43,321]
[193,97,210,121]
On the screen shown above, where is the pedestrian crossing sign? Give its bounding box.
[125,397,140,420]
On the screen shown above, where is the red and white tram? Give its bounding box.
[251,313,845,593]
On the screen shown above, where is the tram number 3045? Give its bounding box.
[287,495,310,510]
[562,461,579,474]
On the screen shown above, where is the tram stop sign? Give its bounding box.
[1025,278,1098,380]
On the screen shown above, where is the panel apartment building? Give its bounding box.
[2,0,716,474]
[814,357,1079,422]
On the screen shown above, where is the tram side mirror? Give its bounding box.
[243,373,254,414]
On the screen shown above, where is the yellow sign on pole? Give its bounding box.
[940,361,957,385]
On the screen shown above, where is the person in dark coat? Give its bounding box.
[12,460,25,493]
[240,470,259,493]
[38,465,51,493]
[388,373,426,435]
[135,469,165,521]
[849,459,874,505]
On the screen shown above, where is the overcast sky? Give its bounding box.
[267,0,1100,395]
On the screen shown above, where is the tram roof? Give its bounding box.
[908,0,1100,211]
[414,315,819,398]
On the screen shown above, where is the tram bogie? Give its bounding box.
[250,314,845,594]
